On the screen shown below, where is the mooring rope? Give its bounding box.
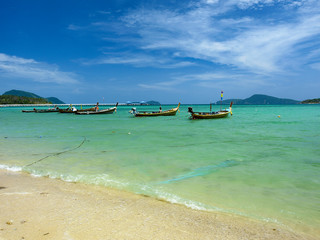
[25,137,87,167]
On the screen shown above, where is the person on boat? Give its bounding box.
[95,102,99,112]
[71,105,77,112]
[159,106,162,112]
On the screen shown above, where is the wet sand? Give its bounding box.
[0,169,316,240]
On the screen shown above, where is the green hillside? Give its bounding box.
[46,97,65,104]
[3,89,42,98]
[301,98,320,104]
[0,95,50,104]
[1,89,65,104]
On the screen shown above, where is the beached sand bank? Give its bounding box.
[0,169,315,240]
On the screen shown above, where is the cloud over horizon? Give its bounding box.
[0,53,79,85]
[65,0,320,96]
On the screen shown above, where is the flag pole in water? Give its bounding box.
[220,90,223,111]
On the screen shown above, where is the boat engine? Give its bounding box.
[129,107,137,115]
[188,107,193,113]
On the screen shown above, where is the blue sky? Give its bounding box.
[1,0,319,103]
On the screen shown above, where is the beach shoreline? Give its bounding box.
[0,169,316,240]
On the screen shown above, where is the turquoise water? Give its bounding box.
[0,104,319,235]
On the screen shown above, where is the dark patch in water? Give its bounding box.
[158,160,239,184]
[304,160,320,168]
[25,137,87,167]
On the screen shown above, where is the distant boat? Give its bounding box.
[34,108,59,113]
[75,103,118,115]
[22,109,36,113]
[188,102,233,119]
[22,107,59,113]
[59,106,96,113]
[130,103,180,117]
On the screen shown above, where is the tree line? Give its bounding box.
[0,95,51,104]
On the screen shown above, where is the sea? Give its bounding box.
[0,104,319,236]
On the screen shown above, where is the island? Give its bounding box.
[1,90,65,104]
[216,94,299,105]
[300,98,320,104]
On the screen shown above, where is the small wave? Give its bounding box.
[26,169,130,190]
[0,164,22,172]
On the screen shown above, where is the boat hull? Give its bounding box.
[59,107,96,113]
[190,111,230,119]
[35,109,59,113]
[135,110,178,117]
[75,108,116,115]
[133,103,180,117]
[22,110,36,113]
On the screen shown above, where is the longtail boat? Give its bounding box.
[22,109,36,113]
[59,106,96,113]
[75,103,118,115]
[188,102,233,119]
[34,108,59,113]
[130,103,180,117]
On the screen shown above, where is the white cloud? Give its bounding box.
[118,0,320,74]
[138,84,173,91]
[81,52,194,69]
[137,71,270,92]
[0,53,79,84]
[71,0,320,84]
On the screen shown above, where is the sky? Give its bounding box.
[0,0,319,104]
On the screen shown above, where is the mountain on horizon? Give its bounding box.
[3,89,42,99]
[216,94,299,105]
[300,98,320,104]
[2,89,65,104]
[46,97,65,104]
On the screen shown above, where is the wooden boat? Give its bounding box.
[75,103,118,115]
[59,107,96,113]
[34,108,59,113]
[130,103,180,117]
[188,102,233,119]
[22,109,36,113]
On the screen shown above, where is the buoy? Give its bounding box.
[277,115,281,118]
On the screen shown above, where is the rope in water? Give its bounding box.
[25,136,87,167]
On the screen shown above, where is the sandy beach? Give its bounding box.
[0,169,316,240]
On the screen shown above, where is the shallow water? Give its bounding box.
[0,104,319,235]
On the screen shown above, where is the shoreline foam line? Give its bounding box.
[0,168,316,240]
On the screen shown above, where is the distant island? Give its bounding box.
[1,90,318,105]
[300,98,320,104]
[216,94,300,105]
[1,90,65,104]
[146,100,161,105]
